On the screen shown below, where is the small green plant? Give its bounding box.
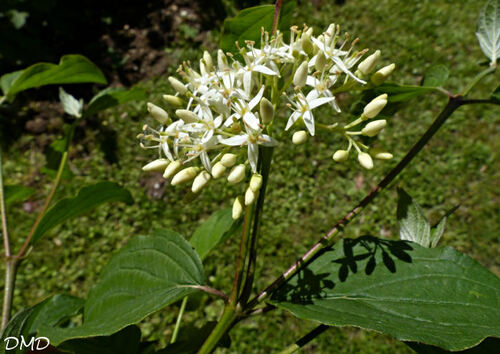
[1,1,500,353]
[0,54,145,334]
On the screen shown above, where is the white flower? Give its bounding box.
[286,91,335,136]
[220,125,276,173]
[225,86,265,131]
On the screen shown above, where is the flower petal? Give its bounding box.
[220,134,248,146]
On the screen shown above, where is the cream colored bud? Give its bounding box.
[363,94,388,119]
[142,158,170,172]
[171,167,198,186]
[362,119,387,137]
[217,49,229,70]
[249,173,263,192]
[147,102,169,125]
[176,109,199,123]
[305,27,314,36]
[333,150,349,162]
[293,61,309,88]
[370,148,393,160]
[162,94,185,107]
[358,50,381,75]
[245,187,257,205]
[191,171,211,193]
[199,60,208,76]
[315,51,327,71]
[227,164,246,184]
[168,77,188,95]
[358,152,374,170]
[301,32,314,55]
[371,63,396,85]
[221,153,237,168]
[232,196,244,219]
[326,23,336,38]
[211,162,227,178]
[203,51,213,71]
[292,130,307,145]
[163,160,182,179]
[260,97,274,124]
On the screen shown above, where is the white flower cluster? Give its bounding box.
[138,23,395,218]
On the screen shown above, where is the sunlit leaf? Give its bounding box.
[0,55,107,98]
[476,0,500,65]
[39,230,206,346]
[397,188,431,247]
[190,208,241,260]
[59,87,83,118]
[270,237,500,351]
[220,1,296,58]
[32,182,133,244]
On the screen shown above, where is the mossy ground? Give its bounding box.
[2,0,499,353]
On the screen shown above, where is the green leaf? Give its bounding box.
[59,87,83,118]
[4,185,35,207]
[41,133,73,179]
[476,0,500,65]
[220,1,296,57]
[85,86,147,117]
[32,182,133,244]
[373,83,436,103]
[422,65,449,87]
[39,229,206,345]
[0,295,84,354]
[58,325,141,354]
[397,188,431,247]
[0,55,107,98]
[190,208,241,260]
[269,236,500,351]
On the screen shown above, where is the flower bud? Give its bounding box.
[249,173,263,192]
[333,150,349,162]
[168,77,188,95]
[227,164,246,184]
[371,63,396,86]
[171,167,198,185]
[163,94,185,107]
[358,152,374,170]
[142,158,170,172]
[315,51,327,72]
[326,23,336,38]
[370,148,393,160]
[163,160,182,179]
[260,97,274,124]
[191,171,211,193]
[221,153,237,168]
[362,119,387,137]
[199,59,208,76]
[301,32,314,56]
[357,50,381,75]
[211,162,227,178]
[176,109,199,123]
[203,51,213,71]
[293,61,309,88]
[218,49,229,71]
[147,102,169,125]
[232,196,244,219]
[245,187,257,205]
[363,94,388,119]
[292,130,307,145]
